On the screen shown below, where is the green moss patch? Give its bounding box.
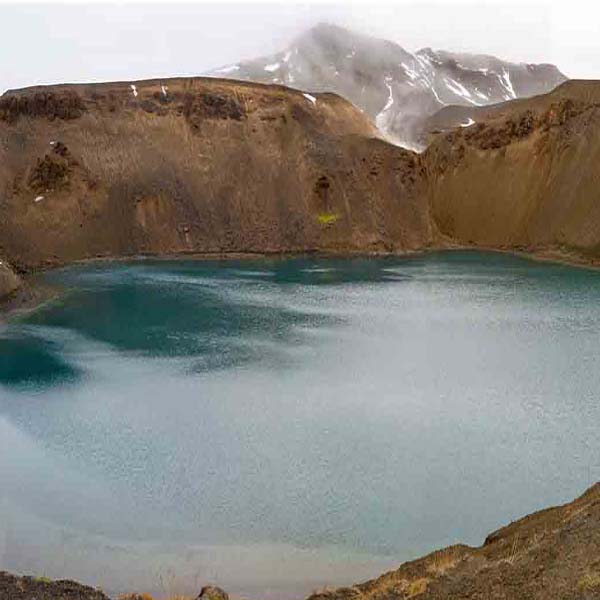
[317,213,339,226]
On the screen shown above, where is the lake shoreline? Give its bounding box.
[3,243,600,321]
[2,255,599,599]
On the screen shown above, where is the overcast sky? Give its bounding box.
[1,0,599,93]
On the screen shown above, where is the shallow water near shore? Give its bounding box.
[1,251,599,599]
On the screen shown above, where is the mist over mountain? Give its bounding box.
[206,23,566,150]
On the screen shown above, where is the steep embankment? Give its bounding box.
[425,80,600,262]
[3,77,600,304]
[0,77,431,282]
[1,483,598,599]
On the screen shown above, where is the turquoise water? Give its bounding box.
[1,252,599,598]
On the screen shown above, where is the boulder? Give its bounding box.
[197,585,229,600]
[0,259,21,300]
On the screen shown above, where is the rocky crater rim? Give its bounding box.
[2,78,600,303]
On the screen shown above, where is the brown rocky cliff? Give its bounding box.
[4,77,600,295]
[425,80,600,261]
[0,77,432,275]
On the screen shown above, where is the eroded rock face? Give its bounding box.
[0,90,87,123]
[425,81,600,259]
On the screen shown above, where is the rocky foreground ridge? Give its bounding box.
[1,483,599,599]
[2,77,600,304]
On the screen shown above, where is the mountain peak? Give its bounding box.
[206,24,567,150]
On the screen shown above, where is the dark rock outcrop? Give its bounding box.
[0,259,21,301]
[0,571,109,600]
[0,90,87,123]
[197,585,230,600]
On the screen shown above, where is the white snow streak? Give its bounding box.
[500,69,516,99]
[34,195,44,203]
[382,81,394,111]
[303,93,317,105]
[444,77,470,98]
[130,84,138,97]
[444,77,482,105]
[375,80,394,130]
[401,62,418,81]
[430,84,443,104]
[460,118,475,127]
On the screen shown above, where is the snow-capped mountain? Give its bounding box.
[206,23,567,150]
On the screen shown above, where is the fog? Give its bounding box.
[1,0,599,94]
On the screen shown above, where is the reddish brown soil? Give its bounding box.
[425,81,600,261]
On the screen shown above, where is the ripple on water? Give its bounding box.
[1,252,599,598]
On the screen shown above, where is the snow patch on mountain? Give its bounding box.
[375,79,395,131]
[500,69,517,99]
[443,77,482,105]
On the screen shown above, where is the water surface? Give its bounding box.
[1,252,598,598]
